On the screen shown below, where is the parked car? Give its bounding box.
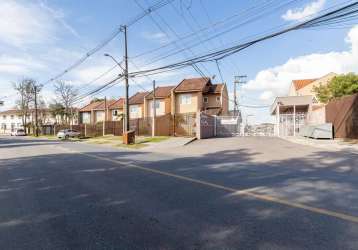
[57,129,81,139]
[10,129,26,136]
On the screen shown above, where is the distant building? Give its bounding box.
[0,108,57,134]
[271,72,337,136]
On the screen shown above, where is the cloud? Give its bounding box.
[244,25,358,102]
[0,0,79,48]
[0,55,45,75]
[0,0,56,47]
[282,0,325,21]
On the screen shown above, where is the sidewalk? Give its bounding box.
[283,136,358,153]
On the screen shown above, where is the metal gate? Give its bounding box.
[279,113,307,137]
[216,116,241,137]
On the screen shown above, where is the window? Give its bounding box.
[216,96,221,102]
[203,97,208,103]
[180,94,191,105]
[151,100,160,109]
[10,115,14,119]
[2,115,6,119]
[112,110,118,116]
[130,106,138,113]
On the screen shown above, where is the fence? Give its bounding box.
[174,113,196,137]
[39,113,195,138]
[326,93,358,139]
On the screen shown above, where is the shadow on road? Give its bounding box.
[0,140,358,249]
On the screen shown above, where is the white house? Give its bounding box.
[0,109,57,134]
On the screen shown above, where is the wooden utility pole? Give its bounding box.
[152,80,156,137]
[122,25,130,132]
[103,97,107,136]
[34,85,39,137]
[233,75,247,116]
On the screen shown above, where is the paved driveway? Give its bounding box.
[1,136,358,249]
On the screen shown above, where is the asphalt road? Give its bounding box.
[1,136,358,249]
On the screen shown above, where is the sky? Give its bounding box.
[0,0,357,124]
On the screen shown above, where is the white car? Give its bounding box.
[57,129,81,139]
[10,129,26,136]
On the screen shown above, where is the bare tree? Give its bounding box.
[13,78,37,133]
[54,81,78,125]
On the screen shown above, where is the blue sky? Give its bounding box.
[0,0,357,123]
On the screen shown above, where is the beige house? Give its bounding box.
[271,72,337,136]
[171,77,229,115]
[144,86,174,117]
[129,92,149,119]
[79,99,122,124]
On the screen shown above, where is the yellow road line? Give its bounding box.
[66,147,358,224]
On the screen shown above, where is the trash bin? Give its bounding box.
[123,130,135,144]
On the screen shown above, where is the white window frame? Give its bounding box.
[151,100,160,109]
[180,94,192,105]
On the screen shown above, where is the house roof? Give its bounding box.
[203,83,224,94]
[79,101,103,112]
[93,100,117,110]
[174,77,211,92]
[292,79,318,91]
[146,85,175,99]
[108,98,124,109]
[0,109,21,115]
[129,92,149,105]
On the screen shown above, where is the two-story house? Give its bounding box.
[171,77,228,115]
[0,108,58,134]
[144,86,175,117]
[79,99,123,124]
[271,72,337,136]
[129,92,149,119]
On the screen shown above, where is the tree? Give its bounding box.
[54,81,78,125]
[13,78,40,133]
[90,97,105,103]
[314,73,358,103]
[49,103,66,124]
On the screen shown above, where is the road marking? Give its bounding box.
[61,146,358,224]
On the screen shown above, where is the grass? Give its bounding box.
[28,134,58,140]
[75,135,170,149]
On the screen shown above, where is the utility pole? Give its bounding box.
[233,75,247,116]
[34,85,39,137]
[103,97,107,136]
[152,80,156,137]
[122,25,130,132]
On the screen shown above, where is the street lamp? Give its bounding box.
[104,53,129,133]
[104,53,125,71]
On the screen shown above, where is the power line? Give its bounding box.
[127,2,358,78]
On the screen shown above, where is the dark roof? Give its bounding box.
[108,98,124,109]
[146,85,175,99]
[129,92,149,105]
[174,77,211,92]
[203,83,224,94]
